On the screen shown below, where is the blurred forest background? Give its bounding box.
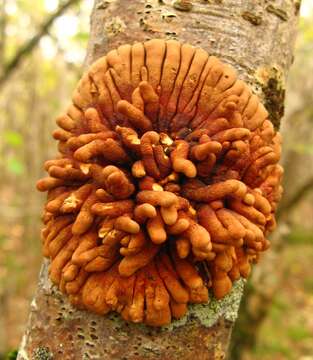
[0,1,312,359]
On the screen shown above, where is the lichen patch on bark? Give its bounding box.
[104,17,126,37]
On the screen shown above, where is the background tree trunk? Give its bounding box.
[17,1,300,359]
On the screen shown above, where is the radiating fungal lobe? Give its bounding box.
[37,39,283,326]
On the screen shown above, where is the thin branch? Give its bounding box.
[277,176,313,219]
[0,0,80,89]
[0,0,7,69]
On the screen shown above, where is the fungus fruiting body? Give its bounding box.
[37,39,283,326]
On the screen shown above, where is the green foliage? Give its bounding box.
[285,227,313,245]
[254,340,291,359]
[287,326,311,342]
[4,349,18,360]
[303,277,313,292]
[6,157,24,175]
[3,131,23,148]
[299,16,313,45]
[289,142,313,155]
[0,235,5,247]
[269,297,289,320]
[74,31,89,42]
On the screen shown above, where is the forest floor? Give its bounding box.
[0,225,312,359]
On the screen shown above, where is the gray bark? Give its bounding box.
[18,1,300,359]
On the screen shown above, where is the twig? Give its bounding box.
[0,0,80,89]
[0,0,7,69]
[277,176,313,219]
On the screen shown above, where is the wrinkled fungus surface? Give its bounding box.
[37,39,283,326]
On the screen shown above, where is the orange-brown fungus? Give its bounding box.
[37,39,283,326]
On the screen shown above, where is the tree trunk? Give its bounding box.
[17,1,300,359]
